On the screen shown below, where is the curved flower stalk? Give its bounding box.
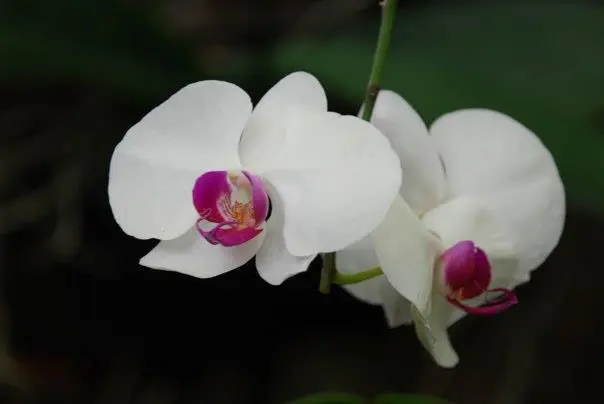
[336,91,565,367]
[108,72,402,285]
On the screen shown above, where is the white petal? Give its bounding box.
[139,226,263,278]
[109,81,252,240]
[430,109,565,273]
[336,236,390,305]
[368,90,446,213]
[422,196,518,281]
[109,160,199,240]
[412,294,459,368]
[255,197,316,285]
[264,115,402,256]
[239,72,327,172]
[371,195,442,315]
[378,281,414,327]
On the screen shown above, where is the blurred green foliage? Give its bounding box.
[273,4,604,217]
[2,1,603,216]
[0,0,199,100]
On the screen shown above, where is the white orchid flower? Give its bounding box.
[108,72,402,285]
[336,90,565,367]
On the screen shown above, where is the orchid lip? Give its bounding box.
[441,240,492,300]
[447,287,518,315]
[192,170,269,247]
[439,240,518,316]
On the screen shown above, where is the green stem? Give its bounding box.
[361,0,399,121]
[319,0,399,294]
[319,252,336,294]
[333,267,383,285]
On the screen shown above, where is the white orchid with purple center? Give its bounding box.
[337,90,565,367]
[107,72,402,285]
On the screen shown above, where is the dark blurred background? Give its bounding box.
[1,0,603,403]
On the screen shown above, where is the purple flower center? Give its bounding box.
[439,240,517,315]
[192,170,269,247]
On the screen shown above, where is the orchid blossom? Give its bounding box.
[336,90,565,367]
[108,72,402,285]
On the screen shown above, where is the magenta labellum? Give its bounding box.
[192,170,269,247]
[439,240,518,315]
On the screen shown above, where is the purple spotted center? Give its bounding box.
[438,240,517,315]
[192,170,269,247]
